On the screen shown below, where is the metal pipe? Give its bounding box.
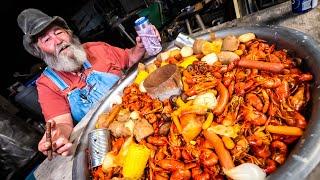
[117,23,136,45]
[185,19,192,35]
[195,14,206,31]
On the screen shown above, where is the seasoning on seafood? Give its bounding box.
[91,32,313,179]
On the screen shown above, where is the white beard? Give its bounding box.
[43,37,87,72]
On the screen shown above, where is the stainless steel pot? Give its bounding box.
[73,26,320,180]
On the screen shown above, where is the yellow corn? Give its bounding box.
[222,136,235,150]
[202,112,214,130]
[123,143,150,179]
[210,39,223,53]
[179,56,198,68]
[134,70,149,84]
[176,97,186,107]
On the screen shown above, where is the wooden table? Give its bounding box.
[34,1,320,179]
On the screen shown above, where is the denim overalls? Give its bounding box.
[43,60,119,122]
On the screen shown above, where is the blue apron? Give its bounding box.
[43,60,119,122]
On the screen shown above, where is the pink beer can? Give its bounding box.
[134,17,162,56]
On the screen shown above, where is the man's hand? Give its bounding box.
[38,114,74,157]
[128,25,161,67]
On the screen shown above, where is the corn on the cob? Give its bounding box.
[134,70,149,84]
[123,143,150,179]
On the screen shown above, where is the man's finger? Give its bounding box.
[42,150,48,156]
[53,137,68,151]
[47,120,56,129]
[44,142,51,149]
[56,143,73,154]
[38,137,51,152]
[62,151,72,156]
[136,36,141,43]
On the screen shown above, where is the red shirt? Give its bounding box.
[36,42,129,120]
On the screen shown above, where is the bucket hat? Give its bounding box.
[17,8,70,58]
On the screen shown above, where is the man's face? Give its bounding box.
[36,26,86,72]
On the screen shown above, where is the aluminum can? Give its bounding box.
[88,128,110,169]
[292,0,313,13]
[134,17,162,56]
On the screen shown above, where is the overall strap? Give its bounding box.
[83,60,92,69]
[43,60,91,91]
[43,67,69,91]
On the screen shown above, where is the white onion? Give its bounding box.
[193,92,217,109]
[224,163,266,180]
[180,46,194,57]
[201,53,218,65]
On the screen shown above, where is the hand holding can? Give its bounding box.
[134,17,162,56]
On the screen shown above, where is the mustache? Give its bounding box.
[55,43,71,56]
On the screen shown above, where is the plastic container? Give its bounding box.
[134,17,162,56]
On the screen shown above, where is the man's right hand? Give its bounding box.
[38,114,74,157]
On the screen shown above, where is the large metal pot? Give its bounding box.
[73,26,320,180]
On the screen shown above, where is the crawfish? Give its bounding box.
[272,134,300,145]
[246,93,263,112]
[261,89,270,113]
[185,80,217,96]
[271,141,287,165]
[293,111,307,129]
[242,105,267,126]
[288,86,305,111]
[279,111,306,129]
[191,167,210,180]
[222,69,236,87]
[231,136,250,161]
[170,146,182,160]
[264,159,277,174]
[298,73,313,82]
[155,173,169,180]
[255,76,282,88]
[220,95,243,125]
[171,169,191,180]
[181,149,194,162]
[247,135,271,159]
[199,149,219,167]
[275,80,290,102]
[268,54,281,63]
[147,136,168,146]
[234,80,255,95]
[157,159,185,172]
[168,124,182,147]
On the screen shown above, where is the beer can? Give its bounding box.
[292,0,313,13]
[88,128,110,169]
[134,17,162,56]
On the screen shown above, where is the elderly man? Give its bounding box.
[17,9,160,158]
